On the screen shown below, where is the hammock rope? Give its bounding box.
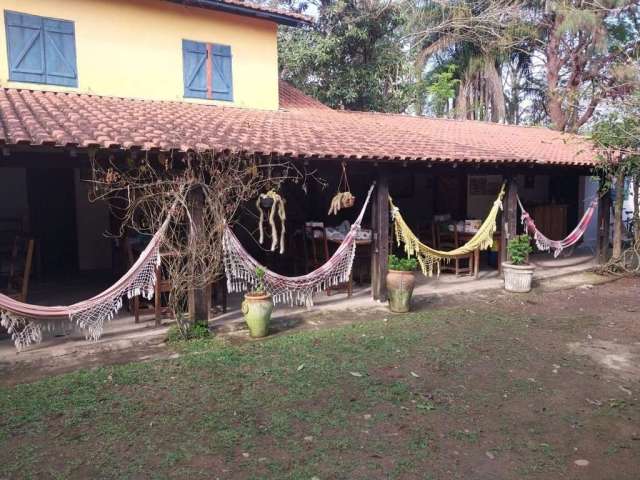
[391,184,506,276]
[223,183,375,307]
[0,212,173,350]
[518,195,598,258]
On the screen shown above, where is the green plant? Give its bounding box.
[254,266,266,293]
[507,235,533,265]
[166,323,210,342]
[388,255,418,271]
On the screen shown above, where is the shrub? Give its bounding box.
[166,323,210,342]
[388,254,418,271]
[507,235,533,265]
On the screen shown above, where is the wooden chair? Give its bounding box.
[126,238,172,326]
[435,223,473,276]
[4,236,35,302]
[304,222,352,297]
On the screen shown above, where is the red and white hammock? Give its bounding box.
[518,195,598,258]
[223,184,375,307]
[0,216,170,350]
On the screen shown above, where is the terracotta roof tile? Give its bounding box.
[279,81,331,111]
[0,87,596,166]
[214,0,311,23]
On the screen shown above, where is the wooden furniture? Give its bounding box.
[456,231,502,278]
[435,223,473,276]
[126,239,172,326]
[327,236,372,286]
[304,222,352,297]
[4,236,35,302]
[530,205,568,244]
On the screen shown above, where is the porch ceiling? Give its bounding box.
[0,85,596,167]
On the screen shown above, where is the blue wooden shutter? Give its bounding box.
[211,44,233,101]
[43,18,77,87]
[182,40,208,99]
[5,11,46,84]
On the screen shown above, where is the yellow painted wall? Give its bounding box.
[0,0,280,110]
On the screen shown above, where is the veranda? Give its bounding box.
[0,148,607,350]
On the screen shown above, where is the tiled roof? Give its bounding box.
[279,81,331,111]
[0,86,596,166]
[167,0,312,25]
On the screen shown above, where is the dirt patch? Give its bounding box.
[568,340,640,382]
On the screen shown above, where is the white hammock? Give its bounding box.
[0,215,171,351]
[223,184,375,306]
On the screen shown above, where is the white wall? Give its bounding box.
[467,174,504,218]
[74,169,112,270]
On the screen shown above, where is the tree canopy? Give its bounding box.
[277,0,640,132]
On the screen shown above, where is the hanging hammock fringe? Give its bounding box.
[223,183,376,307]
[518,195,598,258]
[391,184,506,277]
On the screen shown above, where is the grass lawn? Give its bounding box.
[1,278,639,479]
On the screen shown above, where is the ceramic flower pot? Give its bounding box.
[502,262,536,293]
[242,293,273,338]
[386,270,416,313]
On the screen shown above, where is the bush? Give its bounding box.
[507,235,533,265]
[166,323,211,343]
[388,254,418,271]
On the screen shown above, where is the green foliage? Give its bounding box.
[255,266,266,293]
[426,64,459,117]
[388,254,418,271]
[507,235,533,265]
[166,323,210,342]
[279,0,421,112]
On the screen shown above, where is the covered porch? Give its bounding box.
[0,83,605,350]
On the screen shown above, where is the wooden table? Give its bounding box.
[456,231,502,278]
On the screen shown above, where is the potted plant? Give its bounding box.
[502,234,535,292]
[386,255,418,313]
[241,267,273,337]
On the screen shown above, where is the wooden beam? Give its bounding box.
[500,177,518,264]
[371,170,389,301]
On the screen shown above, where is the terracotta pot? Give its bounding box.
[386,269,416,313]
[242,293,274,338]
[502,262,536,293]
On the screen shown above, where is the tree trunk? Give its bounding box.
[634,173,640,244]
[612,169,626,259]
[188,186,210,326]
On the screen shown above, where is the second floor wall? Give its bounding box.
[0,0,280,110]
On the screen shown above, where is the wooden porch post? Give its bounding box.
[597,191,611,263]
[500,177,518,264]
[371,169,390,301]
[188,186,210,326]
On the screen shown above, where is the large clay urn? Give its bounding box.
[386,270,416,313]
[242,293,273,338]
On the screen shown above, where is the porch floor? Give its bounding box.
[0,248,601,365]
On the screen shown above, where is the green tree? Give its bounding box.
[540,0,640,133]
[407,0,533,122]
[425,64,459,116]
[591,97,640,259]
[279,0,419,112]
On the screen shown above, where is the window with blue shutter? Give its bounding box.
[4,10,78,87]
[182,40,233,102]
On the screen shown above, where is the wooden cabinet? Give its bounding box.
[530,205,567,242]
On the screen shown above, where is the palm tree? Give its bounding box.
[408,0,530,122]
